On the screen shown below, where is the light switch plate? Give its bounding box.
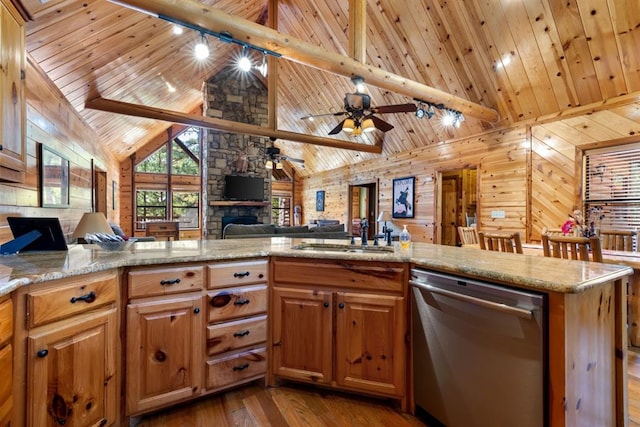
[491,210,506,219]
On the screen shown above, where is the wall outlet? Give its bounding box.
[491,210,506,219]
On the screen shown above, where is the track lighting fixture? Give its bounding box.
[194,33,209,60]
[255,53,268,77]
[238,46,252,72]
[413,99,463,127]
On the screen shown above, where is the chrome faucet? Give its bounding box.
[361,218,369,246]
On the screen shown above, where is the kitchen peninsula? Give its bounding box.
[0,238,632,427]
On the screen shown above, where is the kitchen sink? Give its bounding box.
[291,242,395,254]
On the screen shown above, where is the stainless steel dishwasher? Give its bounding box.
[410,268,546,427]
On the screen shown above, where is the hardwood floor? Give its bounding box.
[136,382,426,427]
[137,348,640,426]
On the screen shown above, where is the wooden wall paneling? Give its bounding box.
[548,0,602,104]
[611,0,640,89]
[529,134,579,242]
[575,0,627,99]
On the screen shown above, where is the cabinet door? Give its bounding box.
[271,287,332,384]
[0,0,25,178]
[126,294,203,415]
[27,308,118,427]
[335,292,406,397]
[0,344,12,425]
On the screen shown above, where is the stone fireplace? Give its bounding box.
[203,67,270,238]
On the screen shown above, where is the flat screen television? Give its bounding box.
[224,175,265,201]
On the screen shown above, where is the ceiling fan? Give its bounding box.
[301,77,417,135]
[265,146,304,169]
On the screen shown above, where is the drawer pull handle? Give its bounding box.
[37,349,48,358]
[234,298,250,306]
[338,302,345,309]
[70,291,96,304]
[233,363,250,371]
[233,330,250,338]
[234,271,250,278]
[194,307,200,314]
[324,302,329,308]
[160,278,181,286]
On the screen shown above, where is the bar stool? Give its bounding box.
[541,234,603,262]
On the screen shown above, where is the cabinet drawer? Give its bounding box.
[0,344,12,423]
[208,285,267,322]
[208,260,268,289]
[272,258,406,293]
[128,265,204,298]
[207,315,267,356]
[205,348,266,390]
[27,272,117,328]
[0,299,12,345]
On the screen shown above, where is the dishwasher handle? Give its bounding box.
[409,280,534,320]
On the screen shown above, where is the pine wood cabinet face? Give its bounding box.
[27,308,118,427]
[0,0,25,181]
[270,258,408,400]
[205,260,268,393]
[126,294,203,415]
[0,298,12,426]
[335,292,405,396]
[271,287,333,384]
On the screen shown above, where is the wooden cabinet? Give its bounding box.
[13,271,120,427]
[269,257,408,405]
[205,259,268,392]
[0,0,26,182]
[125,264,204,416]
[0,297,13,426]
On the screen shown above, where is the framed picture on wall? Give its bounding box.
[316,190,325,211]
[39,143,70,208]
[392,176,414,218]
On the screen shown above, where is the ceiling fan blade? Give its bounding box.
[281,156,305,164]
[300,111,347,120]
[370,115,394,132]
[329,119,346,135]
[371,103,417,114]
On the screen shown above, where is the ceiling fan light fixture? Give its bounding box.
[342,118,356,133]
[265,159,273,170]
[275,161,284,170]
[361,118,376,132]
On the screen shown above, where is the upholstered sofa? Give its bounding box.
[223,223,347,239]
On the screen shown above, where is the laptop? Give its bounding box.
[7,217,68,252]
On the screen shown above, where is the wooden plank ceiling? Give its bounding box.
[21,0,640,177]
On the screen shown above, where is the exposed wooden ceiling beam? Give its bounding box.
[85,97,383,154]
[111,0,499,123]
[349,0,366,63]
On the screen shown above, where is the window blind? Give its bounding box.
[585,143,640,232]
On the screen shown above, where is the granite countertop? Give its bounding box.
[0,237,633,297]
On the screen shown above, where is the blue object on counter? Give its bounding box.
[0,230,43,255]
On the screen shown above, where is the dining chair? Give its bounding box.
[458,226,478,245]
[541,227,564,237]
[477,231,523,254]
[599,229,637,252]
[541,234,603,262]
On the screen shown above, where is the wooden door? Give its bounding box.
[126,294,203,415]
[335,292,405,397]
[441,175,459,246]
[27,308,118,427]
[94,168,108,215]
[271,286,332,384]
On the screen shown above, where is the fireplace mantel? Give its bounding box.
[210,201,270,207]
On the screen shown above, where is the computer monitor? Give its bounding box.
[7,217,68,252]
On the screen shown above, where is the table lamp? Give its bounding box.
[72,212,113,243]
